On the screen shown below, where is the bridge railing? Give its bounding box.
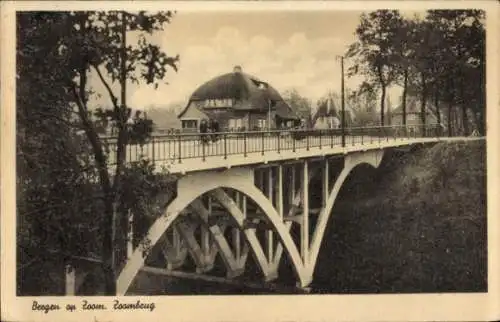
[102,123,445,165]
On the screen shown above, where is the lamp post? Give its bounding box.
[336,55,346,147]
[260,82,272,131]
[268,98,271,131]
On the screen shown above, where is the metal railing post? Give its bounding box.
[178,134,182,163]
[293,131,296,152]
[306,131,310,151]
[224,133,227,159]
[152,136,155,163]
[243,132,247,157]
[319,130,322,149]
[202,136,206,161]
[261,131,265,155]
[277,130,281,154]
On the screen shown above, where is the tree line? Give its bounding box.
[285,10,485,135]
[346,9,485,135]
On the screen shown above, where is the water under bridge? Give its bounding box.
[66,124,483,295]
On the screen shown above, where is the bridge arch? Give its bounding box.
[117,167,308,294]
[309,150,384,268]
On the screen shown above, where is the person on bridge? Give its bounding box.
[200,119,209,144]
[210,119,220,142]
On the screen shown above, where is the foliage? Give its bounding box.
[17,10,179,295]
[282,88,313,121]
[347,10,485,134]
[346,10,404,125]
[120,160,177,256]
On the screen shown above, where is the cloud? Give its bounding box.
[90,20,403,111]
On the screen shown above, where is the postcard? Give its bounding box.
[1,1,499,321]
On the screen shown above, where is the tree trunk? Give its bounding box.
[447,99,453,137]
[461,105,469,136]
[420,73,427,134]
[402,69,408,126]
[477,56,485,135]
[434,88,441,125]
[102,199,117,295]
[446,77,454,137]
[459,79,469,136]
[376,64,386,126]
[380,86,386,126]
[74,27,118,293]
[455,109,461,134]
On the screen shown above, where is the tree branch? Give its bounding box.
[91,63,128,193]
[92,64,119,110]
[70,82,113,197]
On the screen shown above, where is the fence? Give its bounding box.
[102,124,446,165]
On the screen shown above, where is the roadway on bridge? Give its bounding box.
[107,134,480,174]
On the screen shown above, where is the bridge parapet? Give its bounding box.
[102,124,445,169]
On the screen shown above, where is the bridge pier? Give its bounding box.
[162,226,188,271]
[301,160,309,264]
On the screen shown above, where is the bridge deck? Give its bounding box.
[107,133,481,174]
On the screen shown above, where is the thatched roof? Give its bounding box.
[179,67,299,120]
[190,71,284,109]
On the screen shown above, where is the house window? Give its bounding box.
[182,120,198,129]
[229,118,243,129]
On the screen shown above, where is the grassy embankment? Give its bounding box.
[313,140,487,293]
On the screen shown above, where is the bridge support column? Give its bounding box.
[64,264,90,296]
[65,264,76,296]
[189,198,247,280]
[163,226,188,271]
[266,167,274,264]
[276,165,283,220]
[233,192,242,259]
[201,196,212,262]
[301,160,309,264]
[127,209,134,259]
[175,220,215,274]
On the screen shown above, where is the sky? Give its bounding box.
[88,10,420,112]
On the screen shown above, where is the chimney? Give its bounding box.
[233,65,242,73]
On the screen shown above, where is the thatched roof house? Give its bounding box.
[178,66,299,131]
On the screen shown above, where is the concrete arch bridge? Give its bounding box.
[68,124,484,295]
